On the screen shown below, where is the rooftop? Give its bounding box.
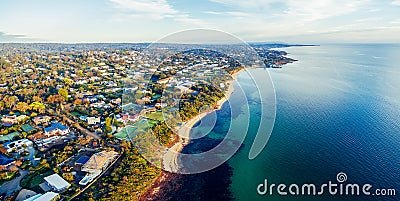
[44,173,71,191]
[44,123,69,133]
[75,155,91,165]
[0,154,14,165]
[82,151,118,172]
[34,192,59,201]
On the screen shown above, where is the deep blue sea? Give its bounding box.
[155,44,400,201]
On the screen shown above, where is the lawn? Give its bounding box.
[114,119,160,140]
[144,111,165,121]
[114,126,137,139]
[70,111,83,118]
[20,168,54,193]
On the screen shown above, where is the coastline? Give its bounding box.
[142,69,241,199]
[163,74,236,173]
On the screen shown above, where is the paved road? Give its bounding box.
[63,116,101,139]
[0,170,28,196]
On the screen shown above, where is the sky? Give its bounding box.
[0,0,399,43]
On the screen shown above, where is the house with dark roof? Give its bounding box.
[75,155,90,166]
[0,154,15,167]
[44,123,70,137]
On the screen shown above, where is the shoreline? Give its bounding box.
[142,69,242,199]
[162,75,236,173]
[151,67,247,175]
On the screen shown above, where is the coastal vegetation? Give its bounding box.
[81,142,161,201]
[179,84,225,122]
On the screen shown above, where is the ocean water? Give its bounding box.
[156,44,400,201]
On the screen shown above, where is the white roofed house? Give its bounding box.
[26,192,60,201]
[4,139,33,154]
[43,173,71,192]
[87,117,101,125]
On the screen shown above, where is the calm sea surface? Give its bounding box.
[160,44,400,201]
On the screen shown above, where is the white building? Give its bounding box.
[44,174,71,192]
[87,117,101,125]
[24,192,60,201]
[5,139,33,153]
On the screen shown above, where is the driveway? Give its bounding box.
[0,169,29,196]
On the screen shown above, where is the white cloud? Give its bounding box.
[205,11,250,17]
[391,0,400,5]
[110,0,178,18]
[109,0,205,25]
[210,0,368,21]
[283,0,367,21]
[209,0,275,9]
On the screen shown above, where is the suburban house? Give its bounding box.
[121,114,140,123]
[79,151,118,186]
[175,85,190,93]
[1,115,28,125]
[33,116,51,125]
[4,139,33,153]
[44,123,70,137]
[81,151,118,173]
[0,154,15,168]
[157,77,173,84]
[87,117,101,125]
[24,192,60,201]
[43,173,71,192]
[155,102,168,109]
[110,98,121,105]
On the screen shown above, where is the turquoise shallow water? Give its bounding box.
[155,44,400,201]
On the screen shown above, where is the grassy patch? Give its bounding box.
[20,168,54,193]
[144,111,165,121]
[70,111,83,118]
[114,126,137,139]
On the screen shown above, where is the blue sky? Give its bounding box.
[0,0,399,43]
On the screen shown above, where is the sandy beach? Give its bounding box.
[162,75,236,173]
[162,109,210,172]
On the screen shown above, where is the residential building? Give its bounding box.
[33,116,51,125]
[44,123,70,137]
[24,192,60,201]
[4,139,33,153]
[43,174,71,192]
[79,151,118,185]
[81,151,118,173]
[1,115,28,125]
[87,117,101,125]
